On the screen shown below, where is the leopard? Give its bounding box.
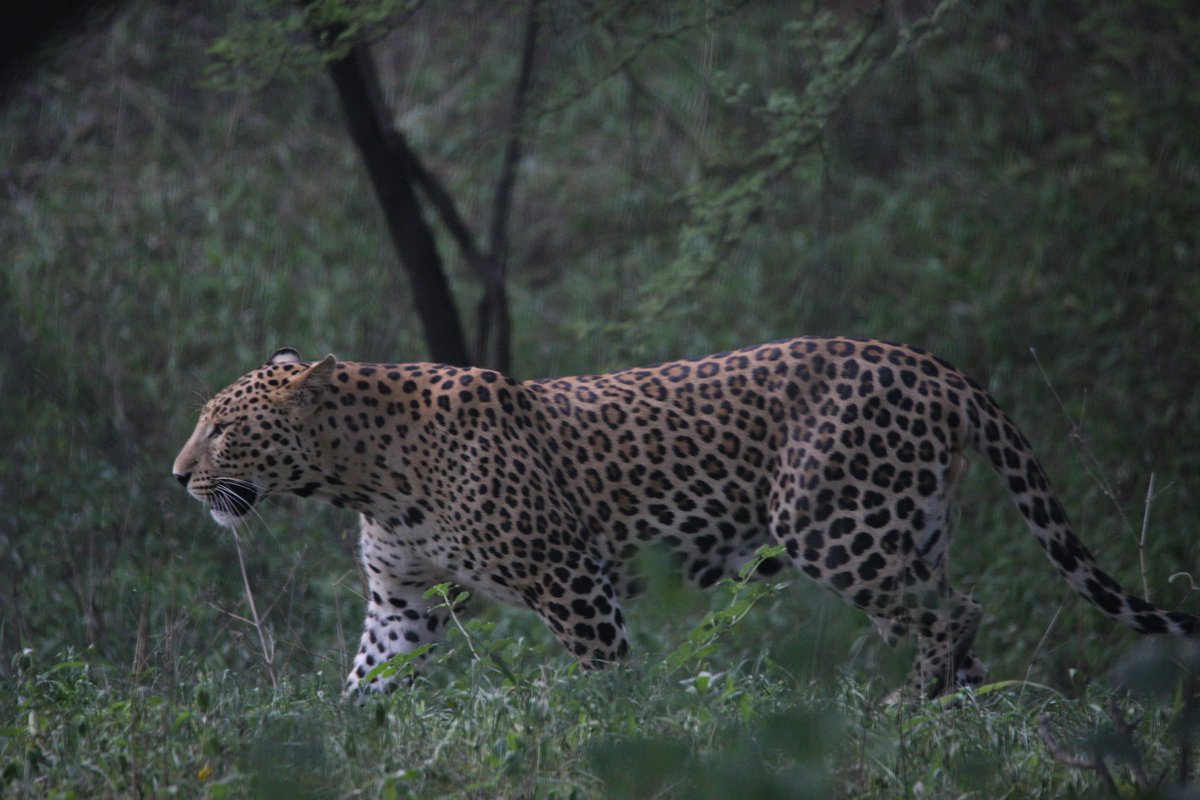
[172,337,1197,698]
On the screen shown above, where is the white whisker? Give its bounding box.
[218,477,260,490]
[209,480,284,546]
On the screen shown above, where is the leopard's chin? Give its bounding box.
[209,507,245,528]
[207,480,261,527]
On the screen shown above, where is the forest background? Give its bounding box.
[2,0,1199,797]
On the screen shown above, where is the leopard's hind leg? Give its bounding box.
[869,575,986,700]
[771,431,985,699]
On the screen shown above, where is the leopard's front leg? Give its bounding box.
[344,516,456,694]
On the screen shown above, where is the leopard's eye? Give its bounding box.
[209,422,228,439]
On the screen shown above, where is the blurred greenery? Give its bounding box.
[1,0,1198,796]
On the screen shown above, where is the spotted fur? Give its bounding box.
[173,337,1196,697]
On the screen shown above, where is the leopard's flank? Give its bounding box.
[173,337,1197,698]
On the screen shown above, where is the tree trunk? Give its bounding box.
[324,42,471,366]
[474,0,541,373]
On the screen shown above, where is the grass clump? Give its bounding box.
[4,569,1198,798]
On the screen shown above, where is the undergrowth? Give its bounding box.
[3,569,1197,798]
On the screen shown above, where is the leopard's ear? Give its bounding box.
[283,354,337,410]
[266,347,302,367]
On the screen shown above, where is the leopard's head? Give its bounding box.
[173,348,335,526]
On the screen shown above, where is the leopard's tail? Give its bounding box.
[967,388,1197,638]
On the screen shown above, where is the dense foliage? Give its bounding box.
[2,0,1198,796]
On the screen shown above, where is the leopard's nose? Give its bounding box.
[175,471,191,488]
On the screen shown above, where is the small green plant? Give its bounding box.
[662,545,789,674]
[360,583,471,687]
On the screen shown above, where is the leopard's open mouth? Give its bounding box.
[208,480,261,520]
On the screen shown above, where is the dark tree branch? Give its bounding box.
[315,1,544,371]
[621,66,701,152]
[474,0,542,371]
[398,138,486,276]
[324,41,470,366]
[536,0,752,118]
[487,0,540,264]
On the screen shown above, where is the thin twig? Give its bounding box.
[232,529,278,689]
[487,0,541,264]
[620,66,702,152]
[1030,347,1137,537]
[1169,573,1199,593]
[1105,695,1151,788]
[394,130,485,274]
[1105,694,1145,738]
[129,604,148,799]
[333,568,354,685]
[1182,674,1196,786]
[1018,606,1060,706]
[535,0,754,119]
[1039,714,1118,795]
[1139,472,1156,601]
